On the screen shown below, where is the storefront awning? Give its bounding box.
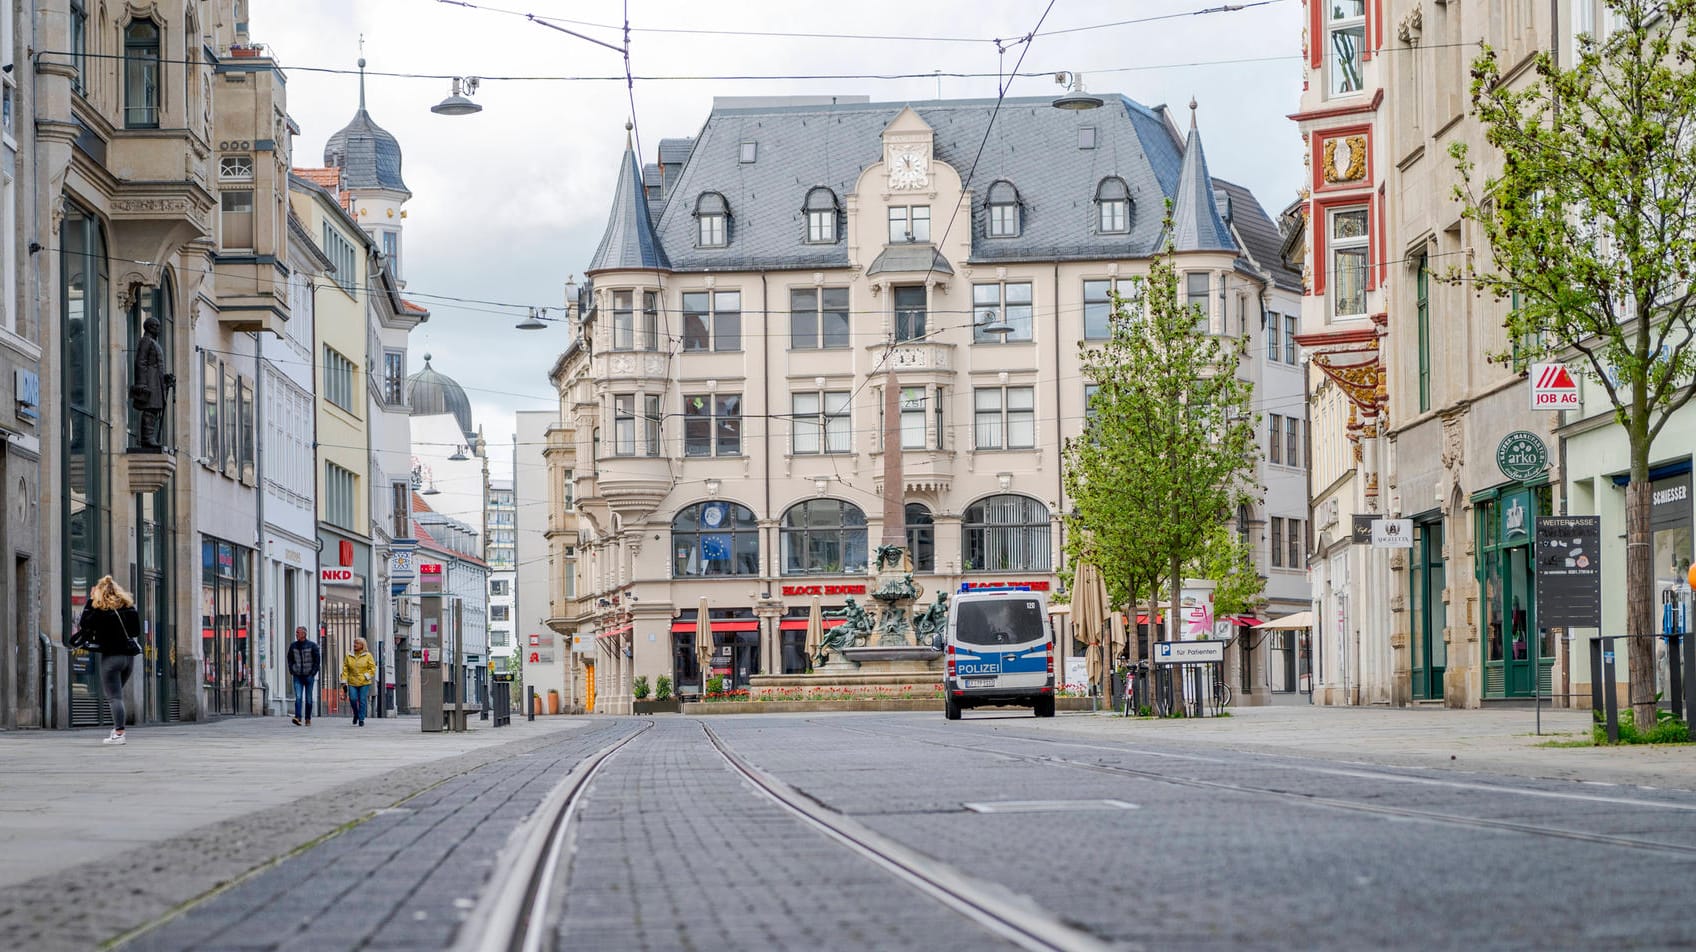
[778,617,846,631]
[669,620,760,633]
[1223,615,1263,627]
[1254,611,1313,630]
[596,624,634,640]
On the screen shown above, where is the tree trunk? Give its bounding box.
[1625,460,1657,730]
[1169,556,1183,713]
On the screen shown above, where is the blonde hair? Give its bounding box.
[89,575,135,611]
[352,638,368,652]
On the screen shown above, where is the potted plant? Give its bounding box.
[634,674,681,714]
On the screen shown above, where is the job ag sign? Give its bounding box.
[1529,362,1580,410]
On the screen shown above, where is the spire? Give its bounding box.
[1166,103,1234,253]
[358,56,367,111]
[587,138,669,273]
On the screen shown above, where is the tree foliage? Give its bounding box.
[1062,229,1262,642]
[1452,0,1696,726]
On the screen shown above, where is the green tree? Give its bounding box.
[1064,228,1262,678]
[1451,0,1696,727]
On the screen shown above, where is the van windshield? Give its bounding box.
[954,599,1047,647]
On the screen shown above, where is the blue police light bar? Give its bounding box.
[958,583,1033,593]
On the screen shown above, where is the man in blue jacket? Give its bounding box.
[286,627,321,726]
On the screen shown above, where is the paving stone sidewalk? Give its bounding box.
[1025,703,1696,790]
[0,714,599,951]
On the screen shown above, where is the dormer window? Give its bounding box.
[804,187,839,244]
[985,180,1022,238]
[1095,177,1131,234]
[124,19,161,128]
[695,191,730,248]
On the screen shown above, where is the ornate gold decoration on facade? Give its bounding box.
[1322,135,1368,184]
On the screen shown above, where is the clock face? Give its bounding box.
[888,145,929,190]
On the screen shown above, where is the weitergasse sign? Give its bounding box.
[1534,515,1602,629]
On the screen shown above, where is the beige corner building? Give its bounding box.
[559,94,1307,713]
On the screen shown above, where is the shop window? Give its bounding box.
[781,499,868,576]
[962,494,1051,572]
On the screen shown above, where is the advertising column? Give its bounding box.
[419,560,444,731]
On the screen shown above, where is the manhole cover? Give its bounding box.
[962,799,1139,814]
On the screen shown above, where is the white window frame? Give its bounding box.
[1327,0,1367,98]
[972,281,1034,343]
[974,386,1035,450]
[1329,206,1370,321]
[792,390,851,455]
[888,205,931,243]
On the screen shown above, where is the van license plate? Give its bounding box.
[963,677,997,688]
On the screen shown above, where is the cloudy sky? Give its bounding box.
[252,0,1304,473]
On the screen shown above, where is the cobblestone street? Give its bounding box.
[4,707,1694,950]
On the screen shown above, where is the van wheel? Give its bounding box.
[945,696,962,720]
[1034,697,1055,718]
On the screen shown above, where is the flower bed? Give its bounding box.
[703,685,945,703]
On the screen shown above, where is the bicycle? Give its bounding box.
[1211,678,1232,709]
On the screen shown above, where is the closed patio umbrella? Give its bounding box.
[695,597,713,695]
[804,595,824,669]
[1073,563,1109,697]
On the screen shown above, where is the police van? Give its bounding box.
[943,589,1056,719]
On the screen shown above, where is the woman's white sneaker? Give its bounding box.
[102,731,126,745]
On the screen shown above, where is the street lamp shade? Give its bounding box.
[977,308,1014,337]
[515,308,548,331]
[448,446,470,462]
[1051,70,1103,111]
[431,77,482,116]
[422,483,442,496]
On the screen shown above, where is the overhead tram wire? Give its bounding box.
[432,0,1289,45]
[34,37,1489,86]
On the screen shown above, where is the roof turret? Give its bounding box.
[587,129,669,273]
[1165,100,1235,253]
[324,59,411,196]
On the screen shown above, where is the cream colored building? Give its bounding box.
[562,95,1305,712]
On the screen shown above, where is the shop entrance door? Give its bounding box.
[1503,543,1536,696]
[1412,520,1446,700]
[583,660,596,712]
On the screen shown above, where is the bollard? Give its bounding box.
[527,686,536,722]
[1589,638,1603,715]
[1601,640,1619,744]
[1669,633,1685,722]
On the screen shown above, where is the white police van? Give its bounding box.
[943,589,1056,719]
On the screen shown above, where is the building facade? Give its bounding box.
[1291,0,1395,706]
[486,476,516,676]
[564,95,1305,712]
[1,0,47,729]
[38,1,294,726]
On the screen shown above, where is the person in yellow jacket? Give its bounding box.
[341,638,377,726]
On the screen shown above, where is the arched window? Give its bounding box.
[672,501,760,577]
[985,180,1021,238]
[124,19,161,128]
[1094,177,1130,235]
[781,499,868,576]
[962,495,1051,572]
[804,187,839,244]
[905,503,935,572]
[695,191,730,248]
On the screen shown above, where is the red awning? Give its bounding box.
[1135,614,1165,625]
[778,617,846,631]
[669,620,761,633]
[596,624,633,640]
[1223,615,1263,627]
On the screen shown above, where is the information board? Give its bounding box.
[1535,515,1602,629]
[1153,640,1225,665]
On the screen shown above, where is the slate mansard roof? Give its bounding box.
[587,94,1283,274]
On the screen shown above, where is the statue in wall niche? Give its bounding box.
[130,317,175,451]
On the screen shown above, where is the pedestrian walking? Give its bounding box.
[73,576,143,745]
[341,638,376,726]
[286,627,321,726]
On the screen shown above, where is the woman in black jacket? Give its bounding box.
[76,575,143,745]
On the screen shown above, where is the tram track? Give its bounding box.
[455,721,650,952]
[698,721,1113,952]
[459,718,1110,952]
[823,718,1696,858]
